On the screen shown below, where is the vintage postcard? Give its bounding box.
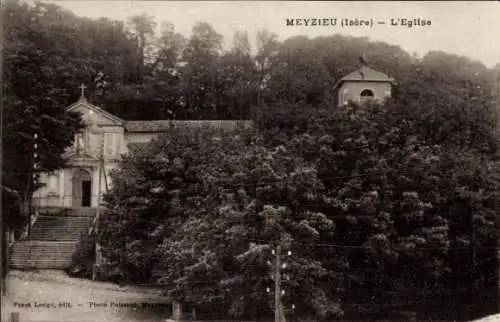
[1,1,499,322]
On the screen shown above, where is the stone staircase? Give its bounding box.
[9,207,96,270]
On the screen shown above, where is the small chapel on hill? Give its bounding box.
[333,65,394,106]
[33,66,393,210]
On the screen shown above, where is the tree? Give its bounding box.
[232,30,251,57]
[257,44,500,318]
[213,32,258,120]
[2,0,85,290]
[261,94,499,319]
[98,127,344,320]
[126,13,157,82]
[254,29,280,109]
[179,22,224,119]
[3,0,84,217]
[266,36,332,105]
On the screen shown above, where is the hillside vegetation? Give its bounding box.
[3,0,500,320]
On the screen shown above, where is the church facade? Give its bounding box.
[33,66,393,210]
[33,94,253,210]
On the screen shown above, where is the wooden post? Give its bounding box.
[497,214,500,313]
[0,85,3,298]
[191,307,197,321]
[275,245,281,322]
[11,311,20,322]
[92,132,104,281]
[172,301,182,321]
[0,218,3,297]
[2,226,8,296]
[28,192,32,237]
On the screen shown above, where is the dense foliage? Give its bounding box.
[3,1,85,229]
[99,97,500,321]
[99,128,341,320]
[98,73,500,319]
[258,55,500,319]
[3,0,500,320]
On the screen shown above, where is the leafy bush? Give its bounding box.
[261,96,500,319]
[67,232,95,279]
[98,126,342,320]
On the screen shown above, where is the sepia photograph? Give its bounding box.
[1,1,500,321]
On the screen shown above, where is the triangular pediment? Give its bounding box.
[64,150,99,161]
[67,97,124,126]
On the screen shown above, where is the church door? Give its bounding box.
[72,169,92,208]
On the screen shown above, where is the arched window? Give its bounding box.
[341,89,349,106]
[360,89,374,103]
[360,89,374,98]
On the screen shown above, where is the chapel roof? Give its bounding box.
[66,96,125,125]
[340,66,394,83]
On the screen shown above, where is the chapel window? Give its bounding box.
[360,89,374,102]
[341,89,349,106]
[75,131,85,152]
[104,133,115,156]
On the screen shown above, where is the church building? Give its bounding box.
[33,88,253,210]
[33,66,393,211]
[333,65,394,106]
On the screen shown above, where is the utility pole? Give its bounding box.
[0,198,4,297]
[29,133,39,237]
[91,115,104,281]
[92,154,103,281]
[267,245,293,322]
[274,245,281,322]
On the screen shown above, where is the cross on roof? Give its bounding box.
[359,53,367,66]
[79,83,87,98]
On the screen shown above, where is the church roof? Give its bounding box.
[66,96,125,124]
[340,66,394,83]
[67,97,253,133]
[332,66,394,92]
[125,120,172,132]
[125,120,254,133]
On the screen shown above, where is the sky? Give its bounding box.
[46,1,500,68]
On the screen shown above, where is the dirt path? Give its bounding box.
[471,314,500,322]
[1,270,171,322]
